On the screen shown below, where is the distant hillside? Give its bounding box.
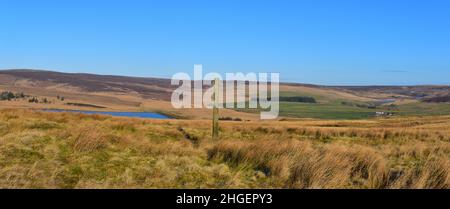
[2,69,447,100]
[330,85,450,100]
[422,94,450,103]
[0,69,174,100]
[0,69,448,119]
[0,69,371,102]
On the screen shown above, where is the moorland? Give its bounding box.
[0,69,448,188]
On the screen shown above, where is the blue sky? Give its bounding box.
[1,0,449,85]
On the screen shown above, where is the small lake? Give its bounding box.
[43,109,171,119]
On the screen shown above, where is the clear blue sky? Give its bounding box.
[1,0,449,85]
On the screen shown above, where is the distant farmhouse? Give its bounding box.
[375,111,394,117]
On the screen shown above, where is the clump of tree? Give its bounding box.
[0,91,52,104]
[0,91,15,100]
[28,97,51,103]
[28,97,39,103]
[57,95,65,101]
[279,96,317,103]
[0,91,26,101]
[15,92,25,98]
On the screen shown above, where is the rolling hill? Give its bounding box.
[0,70,449,189]
[0,69,449,119]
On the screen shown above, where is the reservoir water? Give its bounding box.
[43,109,171,119]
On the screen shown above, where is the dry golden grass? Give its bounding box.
[0,109,448,188]
[0,82,262,120]
[208,139,449,188]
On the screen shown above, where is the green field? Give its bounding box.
[395,103,450,116]
[279,102,375,119]
[235,91,450,119]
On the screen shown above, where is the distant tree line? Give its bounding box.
[0,91,25,100]
[28,97,50,103]
[0,91,57,104]
[57,95,65,101]
[28,97,39,103]
[279,96,317,103]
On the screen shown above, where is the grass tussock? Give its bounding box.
[208,140,390,188]
[0,108,448,188]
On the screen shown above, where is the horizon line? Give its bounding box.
[1,68,449,87]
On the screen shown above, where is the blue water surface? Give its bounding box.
[43,109,171,119]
